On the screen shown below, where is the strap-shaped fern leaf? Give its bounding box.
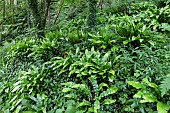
[88,77,99,99]
[99,86,118,100]
[160,75,170,97]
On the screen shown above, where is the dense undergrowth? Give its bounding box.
[0,1,170,113]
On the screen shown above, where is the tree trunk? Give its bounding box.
[27,0,51,38]
[87,0,97,29]
[0,0,6,45]
[10,0,14,25]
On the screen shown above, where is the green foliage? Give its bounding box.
[59,47,118,112]
[160,74,170,97]
[0,0,170,112]
[128,78,170,113]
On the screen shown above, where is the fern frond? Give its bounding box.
[160,75,170,97]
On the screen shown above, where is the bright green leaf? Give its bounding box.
[76,101,91,108]
[62,88,72,93]
[103,99,116,105]
[157,102,170,113]
[94,100,100,113]
[128,81,143,89]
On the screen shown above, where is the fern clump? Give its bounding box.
[160,74,170,97]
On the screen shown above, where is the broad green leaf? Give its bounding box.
[109,70,115,76]
[76,101,91,108]
[55,109,64,113]
[65,105,76,113]
[94,100,100,113]
[64,94,77,99]
[76,47,80,54]
[108,70,115,82]
[103,99,116,105]
[62,88,72,93]
[157,102,170,113]
[142,78,158,90]
[123,40,129,45]
[89,69,98,74]
[99,83,108,90]
[148,40,155,46]
[29,96,37,102]
[81,71,88,76]
[102,51,110,62]
[133,91,157,103]
[88,33,102,38]
[12,85,21,92]
[61,82,74,86]
[99,86,118,99]
[114,55,121,62]
[108,74,114,82]
[128,81,143,89]
[161,23,170,31]
[88,107,94,112]
[132,36,137,41]
[84,63,93,67]
[71,84,85,90]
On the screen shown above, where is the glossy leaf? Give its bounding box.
[103,99,116,105]
[76,101,91,108]
[128,81,143,89]
[157,102,170,113]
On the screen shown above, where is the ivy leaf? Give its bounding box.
[157,102,170,113]
[103,99,116,105]
[128,81,143,89]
